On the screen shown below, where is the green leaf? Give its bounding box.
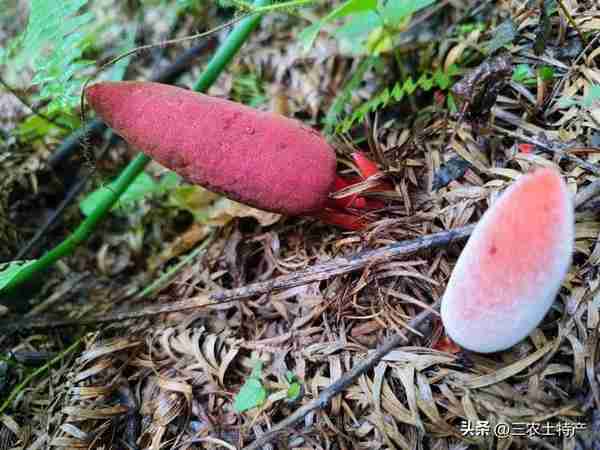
[512,64,535,84]
[284,371,302,401]
[381,0,436,27]
[432,69,450,89]
[234,379,267,412]
[300,0,377,52]
[365,26,393,55]
[158,172,182,192]
[234,360,267,413]
[335,64,458,133]
[537,65,555,82]
[250,360,263,378]
[16,115,58,142]
[286,382,301,401]
[323,56,376,134]
[16,108,80,142]
[333,10,382,54]
[80,172,159,217]
[457,22,485,36]
[319,0,378,25]
[0,261,37,291]
[298,22,323,53]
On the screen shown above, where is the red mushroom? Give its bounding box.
[85,81,390,230]
[85,81,337,216]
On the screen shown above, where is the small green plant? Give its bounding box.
[232,365,303,413]
[234,360,267,413]
[301,0,445,134]
[285,371,302,402]
[300,0,436,55]
[512,64,534,84]
[512,64,555,86]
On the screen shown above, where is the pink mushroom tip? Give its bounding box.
[441,168,574,353]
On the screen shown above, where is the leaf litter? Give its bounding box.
[1,1,600,449]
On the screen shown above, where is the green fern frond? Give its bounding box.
[17,0,94,113]
[336,65,460,133]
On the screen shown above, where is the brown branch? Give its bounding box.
[0,225,474,332]
[210,225,473,302]
[242,299,441,450]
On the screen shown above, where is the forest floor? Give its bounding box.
[1,1,600,449]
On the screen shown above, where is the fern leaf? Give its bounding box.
[336,66,459,133]
[418,72,433,91]
[17,0,94,113]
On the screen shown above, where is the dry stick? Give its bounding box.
[0,225,474,332]
[555,0,588,46]
[242,299,439,450]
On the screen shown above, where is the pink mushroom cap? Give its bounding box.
[441,168,574,353]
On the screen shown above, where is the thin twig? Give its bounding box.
[242,299,441,450]
[0,225,473,331]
